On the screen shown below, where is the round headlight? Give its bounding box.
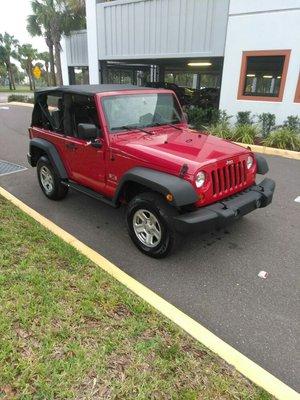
[247,155,254,170]
[195,171,206,188]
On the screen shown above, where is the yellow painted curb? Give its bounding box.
[234,142,300,160]
[0,187,299,399]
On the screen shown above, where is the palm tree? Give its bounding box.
[27,9,56,86]
[38,51,51,86]
[0,32,19,90]
[18,44,38,91]
[27,0,85,86]
[67,0,85,14]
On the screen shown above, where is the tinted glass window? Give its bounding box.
[243,55,285,97]
[102,93,183,132]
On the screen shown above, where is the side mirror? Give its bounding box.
[77,123,100,140]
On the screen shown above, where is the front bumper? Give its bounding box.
[173,178,275,234]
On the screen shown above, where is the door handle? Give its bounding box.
[65,142,77,150]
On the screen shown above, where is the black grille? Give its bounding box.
[212,161,246,195]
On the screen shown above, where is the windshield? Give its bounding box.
[102,93,183,132]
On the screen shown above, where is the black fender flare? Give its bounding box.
[29,138,68,179]
[114,167,198,207]
[255,155,269,175]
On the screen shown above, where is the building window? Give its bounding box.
[294,73,300,103]
[237,50,291,102]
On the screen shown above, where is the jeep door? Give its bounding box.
[60,93,106,193]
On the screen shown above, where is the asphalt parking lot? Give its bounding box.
[0,105,299,392]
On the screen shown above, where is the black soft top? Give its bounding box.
[35,84,156,96]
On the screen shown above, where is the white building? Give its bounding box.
[61,0,300,123]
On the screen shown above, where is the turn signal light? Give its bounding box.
[166,193,173,202]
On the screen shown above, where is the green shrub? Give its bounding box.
[187,107,210,130]
[236,111,253,126]
[187,107,231,131]
[209,122,234,140]
[7,94,34,103]
[263,128,300,151]
[233,124,258,144]
[283,115,300,133]
[210,109,232,125]
[258,113,276,137]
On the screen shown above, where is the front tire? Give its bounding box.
[37,156,68,200]
[126,192,179,258]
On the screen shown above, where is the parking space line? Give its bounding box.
[0,186,299,400]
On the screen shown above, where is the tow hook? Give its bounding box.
[220,201,228,210]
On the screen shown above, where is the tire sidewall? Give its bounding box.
[37,156,68,200]
[126,194,176,258]
[37,157,56,197]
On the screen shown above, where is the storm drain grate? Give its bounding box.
[0,160,27,177]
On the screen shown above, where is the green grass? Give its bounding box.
[0,196,273,399]
[0,86,32,93]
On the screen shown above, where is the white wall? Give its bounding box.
[65,30,89,67]
[86,0,100,83]
[61,36,69,85]
[97,0,230,60]
[219,1,300,124]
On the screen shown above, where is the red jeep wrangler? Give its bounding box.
[28,84,275,258]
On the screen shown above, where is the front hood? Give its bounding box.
[111,127,249,175]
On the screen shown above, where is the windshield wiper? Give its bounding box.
[153,122,182,131]
[153,111,183,131]
[117,125,154,135]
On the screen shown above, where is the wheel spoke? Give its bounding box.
[132,209,162,248]
[134,224,145,234]
[145,232,153,246]
[40,166,54,194]
[152,226,161,240]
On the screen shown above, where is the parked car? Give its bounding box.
[145,82,189,105]
[190,87,220,109]
[27,84,275,258]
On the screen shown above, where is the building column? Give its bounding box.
[86,0,100,84]
[60,36,70,85]
[68,67,75,85]
[158,65,165,82]
[99,61,108,83]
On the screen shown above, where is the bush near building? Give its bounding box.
[188,107,300,151]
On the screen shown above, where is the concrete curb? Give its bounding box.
[2,102,299,160]
[234,142,300,160]
[0,186,299,400]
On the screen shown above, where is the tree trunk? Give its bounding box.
[45,63,50,86]
[49,44,56,86]
[46,36,56,86]
[54,41,63,86]
[30,63,36,91]
[7,64,13,90]
[27,67,33,91]
[7,63,16,90]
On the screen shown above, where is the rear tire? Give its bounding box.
[126,192,180,258]
[37,156,68,200]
